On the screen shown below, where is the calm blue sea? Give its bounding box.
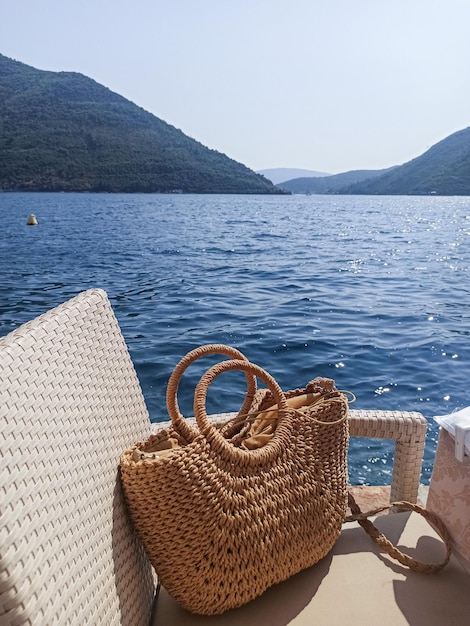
[1,192,469,485]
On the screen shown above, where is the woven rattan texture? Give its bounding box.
[0,289,156,625]
[121,363,349,616]
[153,408,428,506]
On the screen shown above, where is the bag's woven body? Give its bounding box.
[120,348,349,615]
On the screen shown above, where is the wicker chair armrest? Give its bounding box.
[349,409,427,504]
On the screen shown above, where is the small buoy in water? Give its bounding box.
[27,214,38,226]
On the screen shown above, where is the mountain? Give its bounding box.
[344,127,470,195]
[278,127,470,196]
[0,54,280,194]
[256,167,330,185]
[276,167,396,194]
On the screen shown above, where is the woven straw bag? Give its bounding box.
[120,345,349,615]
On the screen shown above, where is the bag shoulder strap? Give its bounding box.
[345,491,452,573]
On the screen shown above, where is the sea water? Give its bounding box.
[1,192,469,485]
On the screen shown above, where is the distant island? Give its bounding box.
[0,54,281,194]
[276,127,470,196]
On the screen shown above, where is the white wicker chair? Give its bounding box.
[0,289,156,625]
[1,289,468,625]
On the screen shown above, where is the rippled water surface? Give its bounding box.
[1,192,469,485]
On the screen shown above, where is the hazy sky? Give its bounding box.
[2,0,470,174]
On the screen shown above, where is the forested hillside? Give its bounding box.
[277,127,470,196]
[344,127,470,195]
[0,54,279,194]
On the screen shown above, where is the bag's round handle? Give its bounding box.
[166,344,257,442]
[194,359,291,466]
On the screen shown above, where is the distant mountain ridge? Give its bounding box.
[256,167,330,185]
[277,167,397,194]
[0,54,280,194]
[276,127,470,196]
